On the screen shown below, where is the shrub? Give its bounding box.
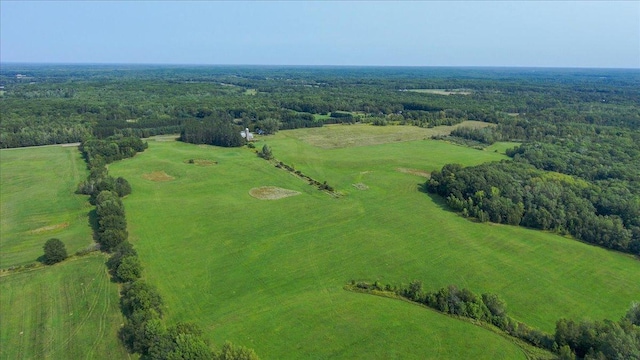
[43,238,67,265]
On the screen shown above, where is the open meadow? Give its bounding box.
[0,255,129,360]
[0,145,93,267]
[0,145,128,360]
[107,125,640,358]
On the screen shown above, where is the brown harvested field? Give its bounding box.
[283,121,492,149]
[142,171,175,182]
[396,168,431,178]
[249,186,301,200]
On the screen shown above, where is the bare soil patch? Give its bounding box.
[249,186,301,200]
[28,222,69,234]
[143,171,175,182]
[397,168,431,178]
[352,183,369,190]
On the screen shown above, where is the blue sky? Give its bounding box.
[1,1,638,68]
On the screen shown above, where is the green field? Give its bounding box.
[0,255,129,360]
[108,126,640,358]
[281,121,491,149]
[0,145,93,267]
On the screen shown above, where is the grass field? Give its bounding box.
[406,89,472,95]
[0,255,129,360]
[107,126,640,358]
[282,121,492,149]
[0,145,93,267]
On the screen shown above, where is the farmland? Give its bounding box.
[1,65,639,359]
[0,145,93,267]
[107,128,640,358]
[0,255,128,360]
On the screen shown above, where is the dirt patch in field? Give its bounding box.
[185,159,218,166]
[352,183,369,190]
[397,168,431,178]
[28,222,69,234]
[249,186,301,200]
[143,171,175,182]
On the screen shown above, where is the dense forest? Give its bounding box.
[2,65,638,147]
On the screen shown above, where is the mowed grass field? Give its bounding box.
[0,145,93,267]
[0,145,128,360]
[108,126,640,358]
[0,255,129,360]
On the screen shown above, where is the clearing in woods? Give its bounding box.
[0,146,93,267]
[282,121,492,149]
[106,127,640,359]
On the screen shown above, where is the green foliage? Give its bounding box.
[115,255,142,283]
[624,302,640,327]
[42,238,67,265]
[214,341,260,360]
[555,314,640,359]
[180,118,244,147]
[120,280,164,317]
[107,241,138,272]
[258,144,273,160]
[79,136,148,164]
[115,177,132,197]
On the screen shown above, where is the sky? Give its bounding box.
[1,1,639,68]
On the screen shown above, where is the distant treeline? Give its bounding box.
[349,280,640,359]
[2,65,638,148]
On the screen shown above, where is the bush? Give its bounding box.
[258,144,273,160]
[115,256,143,283]
[43,238,67,265]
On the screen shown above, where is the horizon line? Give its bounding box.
[1,61,639,71]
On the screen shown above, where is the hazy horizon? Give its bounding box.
[2,1,638,68]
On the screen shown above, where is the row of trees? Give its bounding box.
[352,280,640,359]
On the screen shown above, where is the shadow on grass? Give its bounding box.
[88,208,99,241]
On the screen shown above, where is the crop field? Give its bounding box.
[0,255,129,360]
[107,125,640,358]
[0,145,93,267]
